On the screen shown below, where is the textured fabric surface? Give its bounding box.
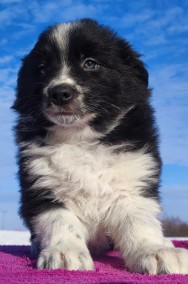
[0,241,188,283]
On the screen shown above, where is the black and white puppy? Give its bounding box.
[12,19,188,274]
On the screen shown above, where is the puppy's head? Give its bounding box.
[13,19,149,134]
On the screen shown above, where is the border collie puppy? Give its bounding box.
[12,19,188,274]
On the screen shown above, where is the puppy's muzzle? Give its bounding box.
[48,84,77,106]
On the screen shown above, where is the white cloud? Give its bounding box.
[0,38,8,46]
[0,4,24,26]
[29,1,99,23]
[161,185,188,221]
[0,95,17,181]
[167,23,188,34]
[0,67,18,91]
[0,0,22,3]
[147,6,183,29]
[120,9,154,27]
[150,63,188,166]
[145,35,167,45]
[0,56,13,64]
[117,4,187,50]
[0,0,99,27]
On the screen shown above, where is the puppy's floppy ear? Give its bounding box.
[118,39,149,87]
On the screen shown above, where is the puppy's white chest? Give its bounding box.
[49,143,115,198]
[27,141,157,202]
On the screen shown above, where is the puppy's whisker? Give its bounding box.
[99,101,122,111]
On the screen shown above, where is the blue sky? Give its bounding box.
[0,0,188,230]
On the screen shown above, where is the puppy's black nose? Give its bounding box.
[48,84,75,106]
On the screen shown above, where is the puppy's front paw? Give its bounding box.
[128,247,188,274]
[156,247,188,274]
[37,244,94,270]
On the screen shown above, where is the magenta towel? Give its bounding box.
[0,241,188,283]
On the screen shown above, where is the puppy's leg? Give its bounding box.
[32,208,94,270]
[107,196,188,274]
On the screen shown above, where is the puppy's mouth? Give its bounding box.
[44,103,93,127]
[55,110,74,116]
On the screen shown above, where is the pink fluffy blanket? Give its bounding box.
[0,241,188,283]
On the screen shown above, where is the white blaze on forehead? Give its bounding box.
[44,22,79,91]
[51,22,72,53]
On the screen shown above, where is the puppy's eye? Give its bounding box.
[37,64,46,76]
[83,58,99,70]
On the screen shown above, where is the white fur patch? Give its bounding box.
[34,209,94,270]
[22,141,158,200]
[51,23,72,54]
